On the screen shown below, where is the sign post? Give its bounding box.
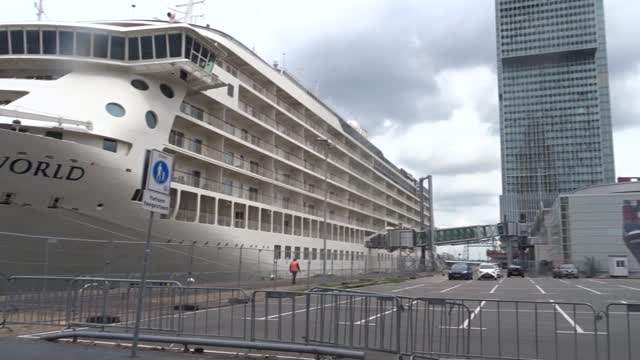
[131,150,173,358]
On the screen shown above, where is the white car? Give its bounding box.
[476,263,500,280]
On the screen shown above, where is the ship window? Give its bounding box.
[168,33,181,57]
[312,248,317,260]
[140,36,153,60]
[105,102,125,117]
[127,37,139,60]
[227,84,234,97]
[103,138,117,153]
[45,131,62,140]
[184,35,192,59]
[59,31,73,55]
[10,30,24,54]
[145,111,158,129]
[294,246,301,259]
[274,245,282,260]
[110,36,125,60]
[131,79,148,90]
[0,31,8,54]
[190,40,201,63]
[75,32,91,56]
[284,246,291,260]
[93,33,108,58]
[160,84,174,98]
[154,34,167,58]
[42,31,56,54]
[26,30,40,54]
[303,247,309,260]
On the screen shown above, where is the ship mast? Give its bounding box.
[173,0,205,24]
[34,0,45,21]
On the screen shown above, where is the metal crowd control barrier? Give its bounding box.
[66,279,182,333]
[250,290,403,355]
[605,302,640,360]
[178,287,250,339]
[407,298,602,360]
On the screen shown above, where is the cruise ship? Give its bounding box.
[0,16,430,283]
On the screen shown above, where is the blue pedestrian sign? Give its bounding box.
[145,149,174,195]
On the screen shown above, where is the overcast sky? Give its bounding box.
[2,0,639,228]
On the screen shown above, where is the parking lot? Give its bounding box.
[14,274,640,360]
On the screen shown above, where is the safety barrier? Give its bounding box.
[5,276,640,360]
[605,302,640,360]
[250,290,403,354]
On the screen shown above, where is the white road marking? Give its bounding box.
[576,284,603,295]
[490,285,499,294]
[620,300,628,304]
[391,284,425,292]
[558,279,570,284]
[536,285,547,294]
[442,326,486,330]
[619,285,640,291]
[556,330,607,335]
[550,300,584,333]
[528,278,536,284]
[460,301,486,329]
[440,284,463,293]
[587,279,607,284]
[256,297,363,320]
[355,308,396,325]
[498,278,505,284]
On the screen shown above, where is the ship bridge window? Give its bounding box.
[128,37,140,60]
[42,31,56,54]
[140,36,153,60]
[110,36,125,60]
[0,31,8,54]
[59,31,73,55]
[26,30,40,54]
[75,32,91,56]
[154,34,167,58]
[168,33,182,57]
[10,30,24,54]
[93,33,109,58]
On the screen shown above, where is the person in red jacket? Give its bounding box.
[289,258,301,284]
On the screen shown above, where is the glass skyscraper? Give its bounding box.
[496,0,615,223]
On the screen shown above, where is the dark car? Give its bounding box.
[507,265,525,278]
[448,263,473,280]
[553,264,579,279]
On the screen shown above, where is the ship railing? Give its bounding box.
[179,103,413,222]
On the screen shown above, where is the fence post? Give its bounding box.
[237,246,243,286]
[306,260,311,290]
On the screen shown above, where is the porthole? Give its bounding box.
[160,84,174,98]
[105,102,125,117]
[145,111,158,129]
[131,79,149,91]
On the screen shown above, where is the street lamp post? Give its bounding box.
[317,137,332,276]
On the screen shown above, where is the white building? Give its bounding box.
[530,181,640,274]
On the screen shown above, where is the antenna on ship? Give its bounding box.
[170,0,206,24]
[34,0,45,21]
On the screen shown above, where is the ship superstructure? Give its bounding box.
[0,20,430,280]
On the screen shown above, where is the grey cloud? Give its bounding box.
[398,155,500,177]
[288,0,497,135]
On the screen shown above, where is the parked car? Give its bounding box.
[476,263,500,280]
[507,265,525,278]
[553,264,579,279]
[448,262,473,280]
